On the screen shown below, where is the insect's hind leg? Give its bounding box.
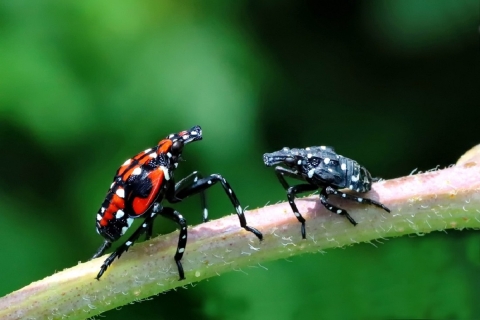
[94,204,160,280]
[92,240,112,259]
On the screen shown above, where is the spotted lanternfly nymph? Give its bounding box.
[263,146,390,239]
[92,125,263,280]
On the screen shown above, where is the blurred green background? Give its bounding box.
[1,1,479,319]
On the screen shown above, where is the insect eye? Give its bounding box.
[285,157,295,165]
[171,140,184,154]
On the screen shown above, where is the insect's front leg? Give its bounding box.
[274,166,317,239]
[173,174,263,241]
[164,175,179,202]
[274,166,306,190]
[285,183,318,239]
[170,171,208,222]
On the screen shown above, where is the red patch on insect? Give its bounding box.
[132,168,165,215]
[158,139,172,154]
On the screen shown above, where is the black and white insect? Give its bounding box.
[263,146,390,239]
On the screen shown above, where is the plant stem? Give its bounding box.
[1,146,480,319]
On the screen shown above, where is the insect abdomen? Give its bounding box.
[344,159,372,193]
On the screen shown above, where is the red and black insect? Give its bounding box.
[92,125,263,280]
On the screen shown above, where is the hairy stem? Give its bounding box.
[1,146,480,319]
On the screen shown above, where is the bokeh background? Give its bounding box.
[1,1,479,319]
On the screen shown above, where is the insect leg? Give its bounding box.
[285,183,318,239]
[91,240,112,259]
[158,206,188,280]
[95,203,161,280]
[319,188,358,226]
[174,174,263,241]
[274,166,306,190]
[325,186,390,213]
[171,171,208,222]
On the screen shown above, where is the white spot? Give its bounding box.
[349,185,353,189]
[358,198,363,202]
[132,167,142,175]
[297,160,302,165]
[337,210,342,214]
[182,235,186,239]
[328,168,333,172]
[207,180,212,184]
[308,169,315,178]
[144,148,152,153]
[328,206,333,210]
[123,159,132,166]
[149,152,157,158]
[178,214,184,220]
[203,208,208,219]
[110,182,115,189]
[167,152,172,158]
[283,147,289,151]
[324,158,330,164]
[236,205,242,214]
[101,207,106,213]
[320,146,326,150]
[306,147,311,151]
[194,176,198,182]
[126,241,133,246]
[307,153,312,158]
[341,163,346,171]
[168,134,174,139]
[151,211,157,217]
[116,210,125,219]
[342,194,346,198]
[127,218,134,226]
[178,248,185,253]
[142,223,147,228]
[116,188,125,198]
[96,228,100,235]
[161,166,170,180]
[121,227,128,235]
[174,162,178,168]
[228,188,232,194]
[356,188,361,192]
[351,175,359,182]
[294,212,300,217]
[191,131,198,136]
[96,214,102,221]
[182,134,190,140]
